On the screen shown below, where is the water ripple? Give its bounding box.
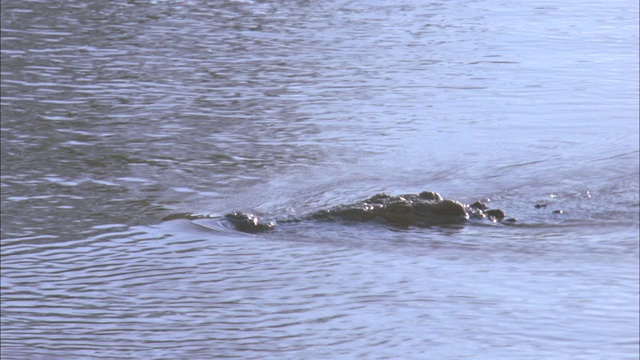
[1,0,638,358]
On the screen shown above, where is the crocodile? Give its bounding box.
[222,191,513,234]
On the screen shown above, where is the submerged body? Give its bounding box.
[224,191,510,234]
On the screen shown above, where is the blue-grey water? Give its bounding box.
[1,0,638,359]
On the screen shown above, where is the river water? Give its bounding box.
[1,0,638,359]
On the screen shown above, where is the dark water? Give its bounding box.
[1,0,638,359]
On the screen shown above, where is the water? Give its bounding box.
[1,0,638,359]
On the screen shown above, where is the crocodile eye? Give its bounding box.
[419,191,443,201]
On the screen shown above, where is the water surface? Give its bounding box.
[1,0,638,359]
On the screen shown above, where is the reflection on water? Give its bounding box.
[1,0,638,359]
